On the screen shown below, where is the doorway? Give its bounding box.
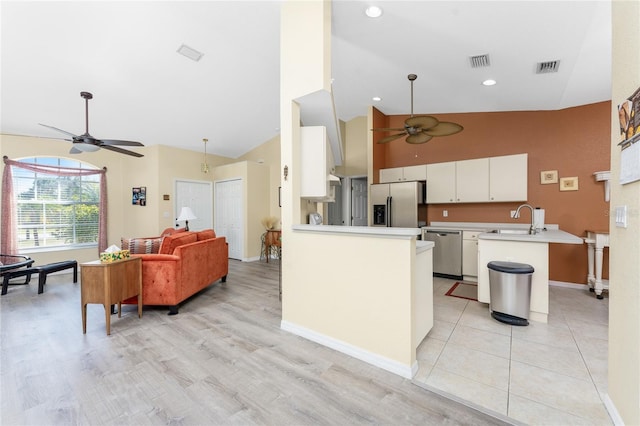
[214,178,244,260]
[351,177,368,226]
[174,179,213,231]
[327,179,344,225]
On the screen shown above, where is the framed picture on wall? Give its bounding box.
[139,187,147,206]
[132,187,140,205]
[540,170,558,184]
[559,176,579,191]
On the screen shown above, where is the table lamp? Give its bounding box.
[177,207,197,231]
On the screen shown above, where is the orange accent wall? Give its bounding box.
[373,102,611,284]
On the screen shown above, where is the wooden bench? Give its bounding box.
[1,260,78,295]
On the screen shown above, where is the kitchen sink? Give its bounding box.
[489,228,532,235]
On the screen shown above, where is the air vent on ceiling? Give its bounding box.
[177,44,204,62]
[536,60,560,74]
[469,54,490,68]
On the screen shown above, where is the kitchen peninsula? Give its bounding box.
[477,225,583,323]
[282,225,433,378]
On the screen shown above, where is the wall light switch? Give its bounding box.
[615,205,628,228]
[510,210,517,218]
[443,210,448,217]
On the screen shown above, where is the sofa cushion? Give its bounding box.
[161,227,186,237]
[121,237,163,254]
[159,232,197,255]
[196,229,216,241]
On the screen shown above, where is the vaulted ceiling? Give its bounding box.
[1,1,611,158]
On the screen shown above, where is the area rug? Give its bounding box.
[445,281,478,301]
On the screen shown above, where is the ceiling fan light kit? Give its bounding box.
[372,74,464,144]
[39,91,145,157]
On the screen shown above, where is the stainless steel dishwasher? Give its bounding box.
[422,229,463,278]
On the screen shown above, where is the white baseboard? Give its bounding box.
[601,393,624,426]
[280,320,416,379]
[549,280,588,289]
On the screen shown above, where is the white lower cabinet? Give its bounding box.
[462,231,481,281]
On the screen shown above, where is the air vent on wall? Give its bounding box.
[469,54,490,68]
[536,60,560,74]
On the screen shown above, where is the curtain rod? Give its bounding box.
[3,155,107,171]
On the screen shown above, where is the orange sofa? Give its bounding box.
[127,229,228,314]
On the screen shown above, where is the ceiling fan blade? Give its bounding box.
[371,127,407,132]
[3,132,71,142]
[100,144,144,157]
[377,132,408,144]
[405,116,438,129]
[38,123,78,138]
[424,122,464,137]
[406,133,433,144]
[99,139,145,147]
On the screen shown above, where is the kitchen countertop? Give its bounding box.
[293,224,421,238]
[425,222,582,245]
[426,221,558,231]
[479,228,583,244]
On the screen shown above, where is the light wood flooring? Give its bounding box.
[0,259,511,425]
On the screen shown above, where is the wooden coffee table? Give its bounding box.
[81,256,142,335]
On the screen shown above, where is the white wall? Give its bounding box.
[608,1,640,423]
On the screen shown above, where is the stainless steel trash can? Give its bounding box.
[488,261,534,326]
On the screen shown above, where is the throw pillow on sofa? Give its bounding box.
[158,232,198,255]
[121,237,163,254]
[196,229,216,241]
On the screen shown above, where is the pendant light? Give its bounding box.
[201,138,209,173]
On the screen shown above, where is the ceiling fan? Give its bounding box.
[372,74,463,144]
[39,91,144,157]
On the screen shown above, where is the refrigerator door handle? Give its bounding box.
[387,196,392,227]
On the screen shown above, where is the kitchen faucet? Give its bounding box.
[514,204,536,234]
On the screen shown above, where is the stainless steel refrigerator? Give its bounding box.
[371,181,424,227]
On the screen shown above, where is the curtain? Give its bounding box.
[1,156,108,255]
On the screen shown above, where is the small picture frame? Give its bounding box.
[139,187,147,206]
[540,170,558,184]
[560,176,579,191]
[132,187,140,205]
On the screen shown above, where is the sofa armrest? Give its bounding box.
[132,253,180,262]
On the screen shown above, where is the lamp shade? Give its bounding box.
[177,206,197,222]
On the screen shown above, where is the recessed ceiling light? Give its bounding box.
[365,6,383,18]
[177,44,204,62]
[372,96,381,102]
[482,79,497,86]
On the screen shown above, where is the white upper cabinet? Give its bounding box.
[379,164,427,183]
[489,154,528,202]
[456,158,489,203]
[300,126,335,202]
[426,161,456,203]
[425,154,528,204]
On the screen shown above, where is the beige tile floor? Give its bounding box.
[414,277,611,425]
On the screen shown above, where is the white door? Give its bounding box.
[351,177,368,226]
[327,179,343,225]
[214,179,243,260]
[175,179,213,231]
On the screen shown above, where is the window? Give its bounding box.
[13,157,100,250]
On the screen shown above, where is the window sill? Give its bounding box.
[20,244,97,255]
